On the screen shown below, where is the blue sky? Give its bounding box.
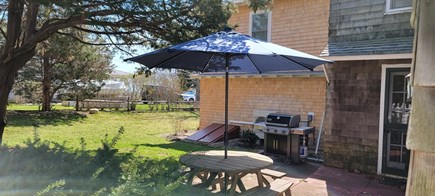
[112,46,149,73]
[112,53,140,73]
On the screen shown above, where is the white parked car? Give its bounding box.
[181,91,196,101]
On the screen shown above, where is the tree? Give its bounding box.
[14,34,112,111]
[177,70,197,91]
[12,58,41,103]
[0,0,270,144]
[0,0,236,144]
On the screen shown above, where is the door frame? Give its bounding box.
[377,64,411,175]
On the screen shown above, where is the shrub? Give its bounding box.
[239,130,259,148]
[0,127,185,195]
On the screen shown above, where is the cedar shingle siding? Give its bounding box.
[323,0,414,173]
[229,0,330,56]
[324,59,410,173]
[329,0,413,42]
[323,0,414,56]
[200,77,327,131]
[197,0,330,145]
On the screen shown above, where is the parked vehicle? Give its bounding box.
[181,91,196,101]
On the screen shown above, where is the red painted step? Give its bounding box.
[186,123,224,141]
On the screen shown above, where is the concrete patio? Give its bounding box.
[188,157,406,195]
[290,165,405,196]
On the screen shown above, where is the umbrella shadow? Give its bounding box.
[133,142,213,153]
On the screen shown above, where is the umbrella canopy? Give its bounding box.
[126,30,331,159]
[126,31,330,73]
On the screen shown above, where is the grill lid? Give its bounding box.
[266,113,301,128]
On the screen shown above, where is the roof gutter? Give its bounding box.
[321,53,413,61]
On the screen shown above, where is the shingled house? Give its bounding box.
[196,0,330,150]
[320,0,414,177]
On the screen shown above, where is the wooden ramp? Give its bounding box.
[185,123,240,145]
[185,123,224,141]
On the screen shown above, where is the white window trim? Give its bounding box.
[378,63,411,175]
[248,10,272,42]
[385,0,412,15]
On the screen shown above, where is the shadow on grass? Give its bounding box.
[6,110,86,127]
[0,128,189,195]
[134,141,214,154]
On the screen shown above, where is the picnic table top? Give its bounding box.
[179,150,273,174]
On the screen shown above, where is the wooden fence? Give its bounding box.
[78,100,127,110]
[77,99,199,111]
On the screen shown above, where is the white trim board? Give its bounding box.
[378,63,411,175]
[190,72,325,79]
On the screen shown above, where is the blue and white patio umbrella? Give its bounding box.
[126,29,331,159]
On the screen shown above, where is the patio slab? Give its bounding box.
[185,157,405,196]
[291,166,405,196]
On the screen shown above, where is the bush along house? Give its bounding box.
[320,0,414,177]
[194,0,330,153]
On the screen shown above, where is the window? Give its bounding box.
[249,11,271,42]
[386,0,412,14]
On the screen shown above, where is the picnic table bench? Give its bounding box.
[246,178,293,196]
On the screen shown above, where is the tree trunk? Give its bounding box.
[75,97,79,111]
[0,70,15,145]
[41,54,51,111]
[0,69,20,145]
[0,48,36,145]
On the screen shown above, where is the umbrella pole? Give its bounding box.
[224,54,229,195]
[224,54,229,159]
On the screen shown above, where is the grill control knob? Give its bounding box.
[282,130,286,134]
[266,128,270,132]
[274,129,277,133]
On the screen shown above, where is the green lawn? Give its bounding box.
[4,105,209,159]
[1,104,215,194]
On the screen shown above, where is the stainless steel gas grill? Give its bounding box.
[266,113,301,128]
[263,113,314,164]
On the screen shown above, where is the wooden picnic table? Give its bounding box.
[179,150,273,195]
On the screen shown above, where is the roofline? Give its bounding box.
[191,72,325,79]
[321,53,413,61]
[233,0,248,5]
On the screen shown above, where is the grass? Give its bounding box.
[2,104,215,194]
[5,105,208,159]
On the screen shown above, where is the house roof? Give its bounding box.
[320,37,414,57]
[111,69,131,76]
[101,80,127,90]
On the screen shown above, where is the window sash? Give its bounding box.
[251,12,269,41]
[386,0,412,13]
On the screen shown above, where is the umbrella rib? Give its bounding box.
[201,54,214,72]
[246,54,262,74]
[149,51,188,69]
[281,55,314,71]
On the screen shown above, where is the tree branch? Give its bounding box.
[103,27,134,56]
[0,27,6,40]
[2,0,24,62]
[55,31,146,46]
[73,25,144,35]
[22,1,39,43]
